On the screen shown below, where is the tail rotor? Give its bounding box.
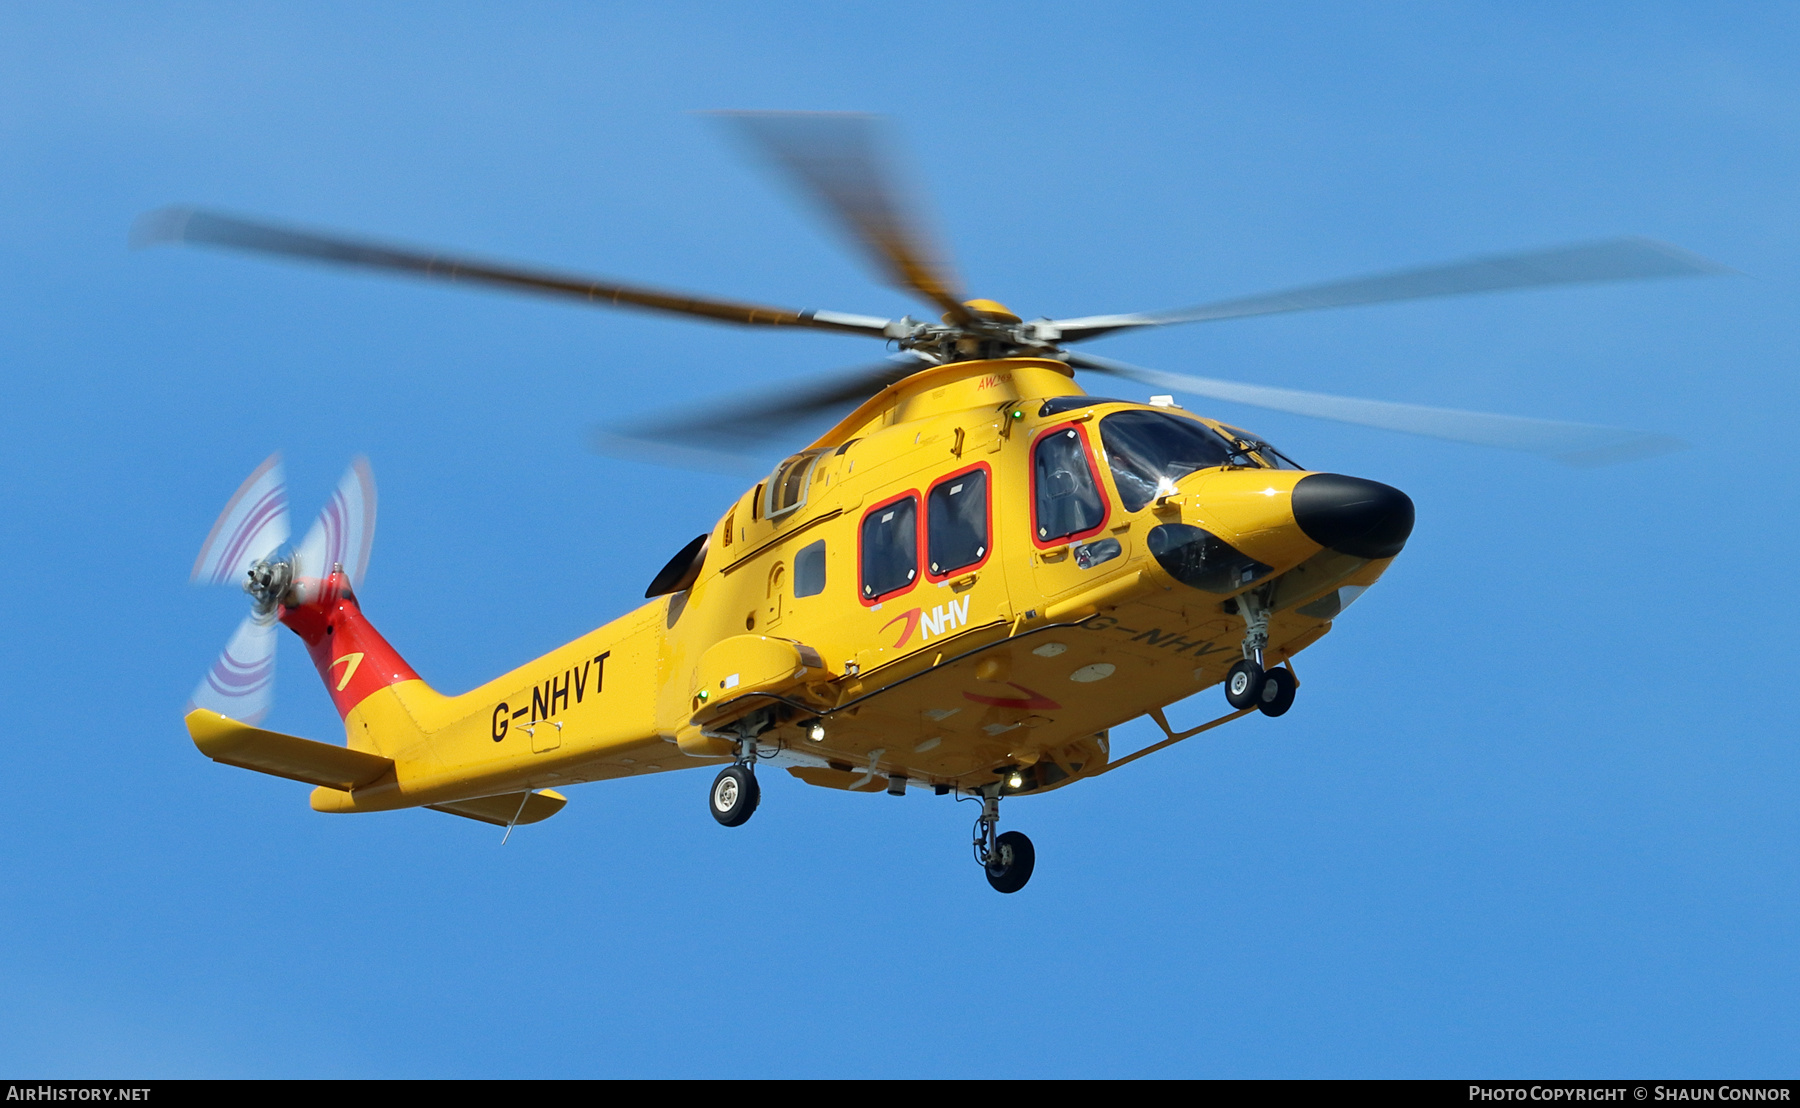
[188,454,378,724]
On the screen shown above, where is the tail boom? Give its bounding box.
[296,597,676,815]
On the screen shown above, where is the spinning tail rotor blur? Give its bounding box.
[188,455,377,723]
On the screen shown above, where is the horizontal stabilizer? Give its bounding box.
[427,790,567,826]
[185,709,393,791]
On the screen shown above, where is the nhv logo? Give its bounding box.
[881,595,972,648]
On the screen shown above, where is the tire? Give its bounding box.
[1257,666,1297,717]
[1224,659,1265,710]
[985,830,1036,894]
[709,764,760,827]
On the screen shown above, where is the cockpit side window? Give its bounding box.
[1099,410,1237,512]
[1032,424,1108,543]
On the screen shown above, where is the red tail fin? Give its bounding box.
[279,570,420,718]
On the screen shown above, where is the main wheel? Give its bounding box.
[985,830,1036,894]
[1224,659,1265,710]
[1257,666,1297,717]
[709,764,760,827]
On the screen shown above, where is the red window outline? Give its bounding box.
[1029,421,1111,549]
[924,461,994,582]
[857,489,923,607]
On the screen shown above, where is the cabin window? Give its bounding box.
[795,540,827,598]
[1099,410,1238,512]
[764,451,823,520]
[860,495,918,601]
[927,466,989,576]
[1032,425,1107,543]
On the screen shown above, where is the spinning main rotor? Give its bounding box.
[136,111,1725,466]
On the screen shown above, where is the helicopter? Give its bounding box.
[151,112,1723,892]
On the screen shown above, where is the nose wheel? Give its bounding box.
[974,792,1035,893]
[1257,666,1296,716]
[1224,658,1298,716]
[1225,658,1265,710]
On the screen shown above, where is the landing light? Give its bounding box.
[808,722,826,742]
[1008,772,1024,788]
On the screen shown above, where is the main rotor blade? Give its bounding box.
[715,112,975,327]
[1065,351,1688,466]
[593,353,933,471]
[134,207,894,337]
[1051,237,1731,342]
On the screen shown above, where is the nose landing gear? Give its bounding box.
[1224,588,1297,717]
[974,791,1035,893]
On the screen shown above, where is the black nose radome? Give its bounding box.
[1292,474,1415,559]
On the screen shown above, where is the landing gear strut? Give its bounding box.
[973,791,1035,893]
[708,734,761,827]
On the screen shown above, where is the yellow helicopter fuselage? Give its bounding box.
[231,356,1398,818]
[160,112,1705,891]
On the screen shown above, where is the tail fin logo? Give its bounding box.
[328,652,365,692]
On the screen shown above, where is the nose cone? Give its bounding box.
[1292,474,1414,559]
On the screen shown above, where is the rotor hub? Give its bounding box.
[944,298,1021,325]
[243,557,293,613]
[892,308,1066,365]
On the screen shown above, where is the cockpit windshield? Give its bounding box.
[1098,410,1239,512]
[1217,425,1303,471]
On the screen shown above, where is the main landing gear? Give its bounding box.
[709,735,762,827]
[1224,590,1297,718]
[974,791,1035,894]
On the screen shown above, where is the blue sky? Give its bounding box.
[1,2,1795,1077]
